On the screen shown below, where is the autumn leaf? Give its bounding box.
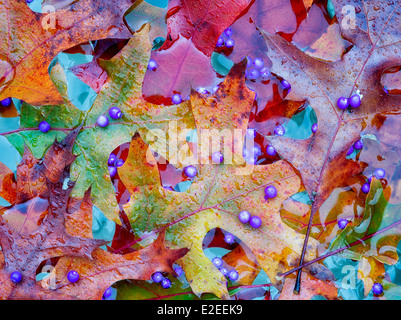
[0,130,107,300]
[142,0,252,103]
[117,60,324,299]
[5,26,195,223]
[0,0,136,105]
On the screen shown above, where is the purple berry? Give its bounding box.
[172,93,182,104]
[216,36,224,47]
[116,159,124,167]
[108,166,117,177]
[260,67,270,79]
[274,125,285,136]
[164,186,174,191]
[151,272,163,283]
[372,283,383,295]
[353,139,363,150]
[26,0,33,3]
[174,266,183,277]
[97,115,109,127]
[246,56,253,68]
[281,79,291,90]
[109,107,122,120]
[211,85,219,93]
[249,216,262,228]
[184,165,197,178]
[38,121,50,133]
[338,219,348,229]
[265,185,277,199]
[108,153,117,166]
[266,145,276,156]
[311,123,318,133]
[224,27,233,38]
[212,257,223,268]
[238,210,251,224]
[337,97,349,110]
[224,233,235,244]
[10,271,22,283]
[361,182,370,194]
[253,58,264,69]
[220,267,228,276]
[211,151,224,164]
[228,270,239,281]
[368,175,373,183]
[103,287,113,299]
[67,270,79,283]
[147,59,157,71]
[197,87,208,94]
[161,278,172,289]
[374,168,386,179]
[246,128,257,140]
[247,68,260,80]
[225,38,235,48]
[252,145,262,157]
[347,146,354,156]
[0,97,12,107]
[349,94,361,108]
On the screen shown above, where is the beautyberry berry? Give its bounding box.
[211,151,224,164]
[108,153,117,166]
[264,185,277,199]
[338,219,348,229]
[109,107,122,120]
[116,159,125,167]
[353,139,363,150]
[346,146,354,156]
[151,272,163,283]
[108,166,117,177]
[372,283,383,295]
[266,145,276,156]
[216,36,224,47]
[238,210,251,224]
[281,79,291,91]
[253,58,264,69]
[97,115,109,127]
[174,266,183,277]
[184,165,197,178]
[311,123,318,133]
[374,168,386,179]
[228,270,239,281]
[172,93,182,105]
[349,94,361,108]
[225,38,235,48]
[103,287,113,299]
[224,233,235,244]
[0,97,12,107]
[361,182,370,194]
[220,268,228,276]
[223,27,233,38]
[249,216,262,228]
[67,270,79,283]
[260,67,270,79]
[38,121,50,133]
[161,278,172,289]
[337,97,349,110]
[274,125,285,136]
[147,59,157,71]
[247,68,260,80]
[10,271,22,283]
[212,257,223,268]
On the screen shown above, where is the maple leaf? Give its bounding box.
[0,0,136,105]
[0,130,107,299]
[5,26,196,223]
[116,60,330,299]
[141,0,252,103]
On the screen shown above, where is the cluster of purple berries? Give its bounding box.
[238,210,261,228]
[97,106,123,128]
[361,168,386,194]
[337,94,361,110]
[108,153,125,177]
[216,27,235,49]
[245,57,270,81]
[212,257,239,282]
[151,272,172,289]
[347,139,364,157]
